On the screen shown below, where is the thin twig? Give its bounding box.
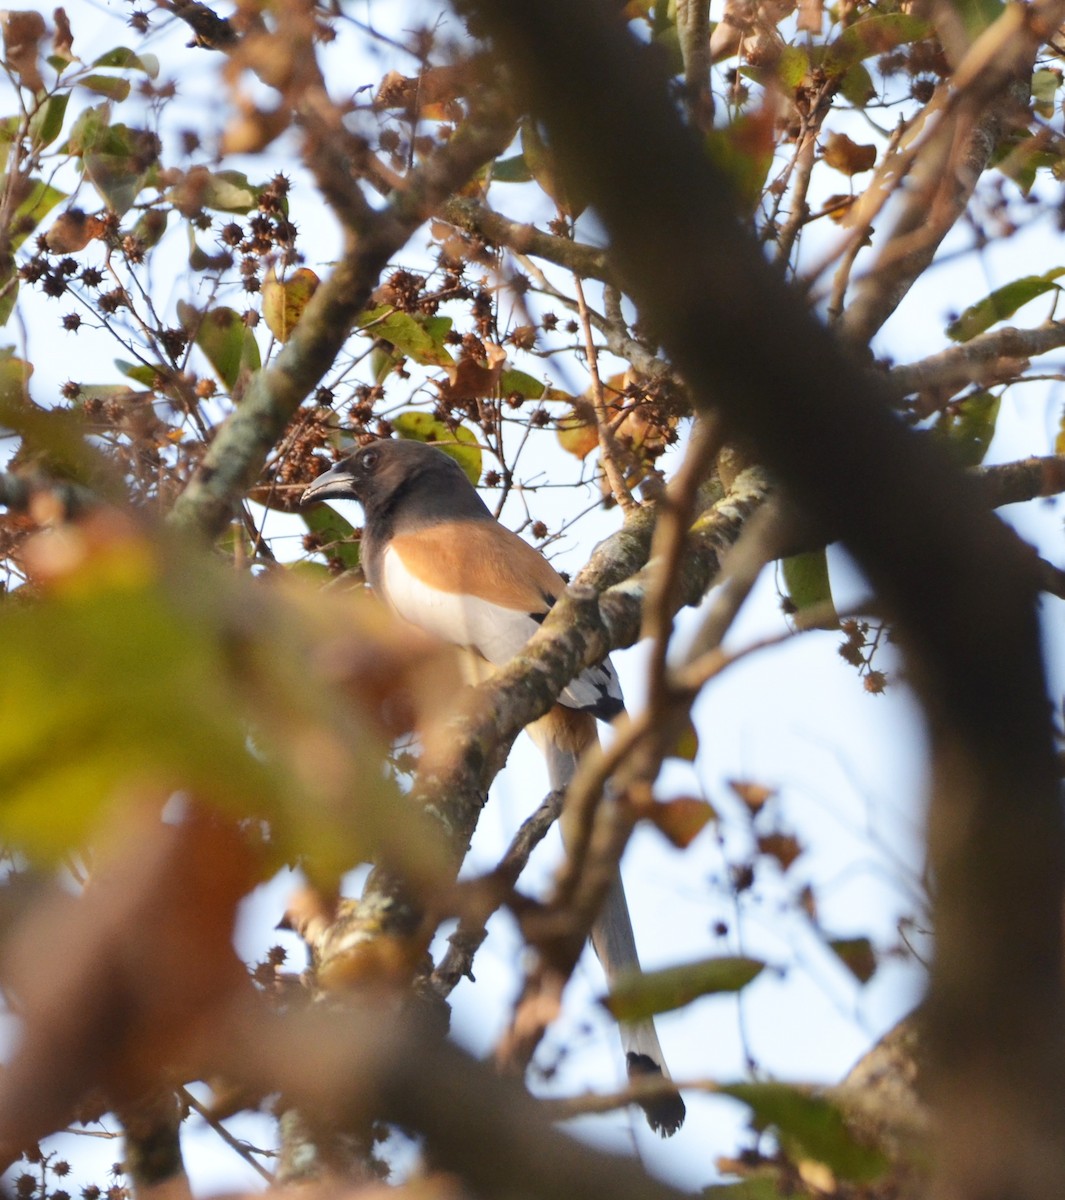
[573,273,637,513]
[432,789,563,998]
[179,1088,275,1184]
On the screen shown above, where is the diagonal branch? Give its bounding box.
[466,5,1065,1199]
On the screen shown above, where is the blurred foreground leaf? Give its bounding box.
[604,954,764,1021]
[0,514,454,886]
[722,1083,889,1183]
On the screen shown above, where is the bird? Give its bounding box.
[301,436,685,1136]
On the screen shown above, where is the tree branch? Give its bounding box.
[838,0,1065,344]
[442,196,616,284]
[168,107,513,542]
[467,5,1065,1199]
[890,321,1065,403]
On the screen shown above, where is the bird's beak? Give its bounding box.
[300,462,358,506]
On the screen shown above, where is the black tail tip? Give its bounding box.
[626,1052,686,1137]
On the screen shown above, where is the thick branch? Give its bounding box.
[218,999,689,1200]
[468,4,1065,1199]
[359,470,770,929]
[890,321,1065,401]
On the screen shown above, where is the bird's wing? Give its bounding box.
[383,523,623,716]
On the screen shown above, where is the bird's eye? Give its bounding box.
[360,447,379,471]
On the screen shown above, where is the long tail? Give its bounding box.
[527,705,686,1137]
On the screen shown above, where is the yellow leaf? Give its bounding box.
[262,267,320,342]
[557,408,598,459]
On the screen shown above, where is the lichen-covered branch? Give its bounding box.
[891,321,1065,402]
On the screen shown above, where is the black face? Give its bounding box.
[300,438,478,514]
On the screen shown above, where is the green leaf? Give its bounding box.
[29,92,69,148]
[930,389,1000,466]
[0,260,18,328]
[115,359,167,387]
[491,153,534,183]
[392,411,482,484]
[357,306,455,367]
[777,44,810,89]
[262,267,320,342]
[721,1083,889,1183]
[66,109,157,215]
[1031,68,1061,116]
[91,46,159,77]
[706,113,775,213]
[604,955,764,1022]
[11,180,67,249]
[499,368,547,400]
[702,1181,790,1199]
[953,0,1004,40]
[177,301,261,391]
[826,13,930,72]
[301,503,360,571]
[0,530,416,882]
[992,130,1061,195]
[77,75,132,101]
[827,936,877,983]
[130,206,169,249]
[521,119,588,216]
[840,62,876,108]
[947,269,1065,341]
[781,549,838,629]
[201,169,260,214]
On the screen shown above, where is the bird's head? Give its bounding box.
[300,437,485,523]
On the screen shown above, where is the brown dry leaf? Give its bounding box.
[45,209,108,253]
[796,0,823,32]
[222,101,291,155]
[436,341,507,404]
[0,806,258,1154]
[52,6,72,58]
[710,0,796,61]
[275,575,461,745]
[647,797,717,849]
[374,65,469,119]
[823,132,876,176]
[2,10,46,92]
[757,831,803,871]
[728,778,777,814]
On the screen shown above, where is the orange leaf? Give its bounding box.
[648,797,717,848]
[823,131,876,176]
[728,778,777,815]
